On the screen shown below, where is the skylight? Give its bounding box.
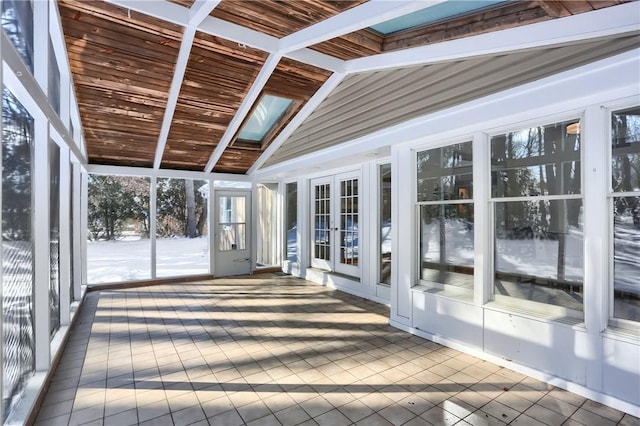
[237,94,293,142]
[369,0,506,35]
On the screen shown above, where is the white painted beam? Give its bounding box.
[153,26,196,169]
[87,163,252,181]
[345,2,640,73]
[286,49,344,73]
[197,16,279,53]
[278,0,444,54]
[247,72,346,175]
[103,0,189,26]
[153,0,220,169]
[204,53,282,173]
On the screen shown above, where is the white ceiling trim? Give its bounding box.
[204,53,283,173]
[247,72,346,175]
[153,0,220,169]
[87,163,251,181]
[104,0,189,26]
[197,16,280,53]
[345,2,640,74]
[278,0,445,54]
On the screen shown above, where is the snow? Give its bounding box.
[87,236,208,284]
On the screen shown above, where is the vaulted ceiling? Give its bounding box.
[58,0,637,175]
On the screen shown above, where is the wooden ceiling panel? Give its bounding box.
[161,35,268,170]
[213,147,262,174]
[210,0,369,38]
[59,0,181,167]
[167,0,195,8]
[310,29,384,60]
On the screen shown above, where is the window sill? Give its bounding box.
[485,297,585,328]
[412,284,474,304]
[604,321,640,344]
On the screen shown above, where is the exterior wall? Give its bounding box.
[276,50,640,416]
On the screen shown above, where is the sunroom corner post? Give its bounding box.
[150,175,157,279]
[582,104,609,392]
[473,132,492,306]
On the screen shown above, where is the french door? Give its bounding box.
[310,171,360,277]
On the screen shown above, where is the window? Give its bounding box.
[610,105,640,324]
[285,182,298,263]
[417,141,474,297]
[156,178,208,277]
[379,164,392,285]
[48,38,61,116]
[87,175,151,283]
[235,93,296,149]
[370,0,504,35]
[490,119,583,317]
[2,87,35,421]
[49,140,60,336]
[218,196,246,252]
[1,0,34,72]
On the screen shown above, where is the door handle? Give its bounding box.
[233,258,250,262]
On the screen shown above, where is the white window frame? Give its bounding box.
[413,138,475,302]
[486,113,586,322]
[606,100,640,333]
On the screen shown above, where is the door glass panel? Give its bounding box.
[380,165,392,285]
[285,183,298,262]
[314,184,331,261]
[340,179,359,266]
[218,196,246,251]
[49,140,60,337]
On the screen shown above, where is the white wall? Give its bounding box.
[271,51,640,416]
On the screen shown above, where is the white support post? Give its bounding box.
[150,176,157,279]
[582,105,609,392]
[34,116,51,371]
[59,144,71,326]
[473,132,491,306]
[391,144,412,322]
[208,178,215,275]
[298,177,308,275]
[72,163,82,299]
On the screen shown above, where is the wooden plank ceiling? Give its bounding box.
[58,0,633,174]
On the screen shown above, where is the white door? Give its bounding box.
[214,190,251,277]
[310,172,360,277]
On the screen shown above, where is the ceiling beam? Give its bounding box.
[344,2,640,74]
[204,54,282,173]
[285,49,345,73]
[247,72,346,176]
[104,0,189,26]
[153,0,221,169]
[278,0,445,54]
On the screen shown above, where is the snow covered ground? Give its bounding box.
[87,236,208,284]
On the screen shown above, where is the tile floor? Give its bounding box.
[35,274,638,426]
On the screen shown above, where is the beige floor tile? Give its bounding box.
[33,276,640,426]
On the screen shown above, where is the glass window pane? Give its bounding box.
[49,140,60,337]
[87,175,151,283]
[420,204,474,289]
[370,0,504,35]
[48,38,60,116]
[238,94,293,141]
[1,0,34,72]
[314,184,330,261]
[491,119,581,197]
[612,106,640,193]
[156,178,209,277]
[285,183,298,263]
[2,87,35,421]
[613,196,640,322]
[417,141,473,202]
[380,164,392,285]
[494,200,584,313]
[339,179,358,266]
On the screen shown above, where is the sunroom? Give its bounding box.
[1,0,639,424]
